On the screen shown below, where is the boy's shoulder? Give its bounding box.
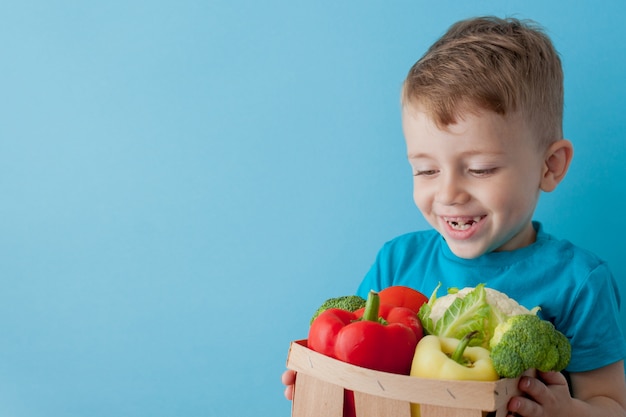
[535,223,608,268]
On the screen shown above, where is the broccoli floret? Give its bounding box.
[310,295,366,324]
[489,314,571,378]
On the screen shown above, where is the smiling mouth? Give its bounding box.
[444,216,483,231]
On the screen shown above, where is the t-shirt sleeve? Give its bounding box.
[356,242,395,298]
[560,262,626,372]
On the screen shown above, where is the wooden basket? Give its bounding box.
[286,339,523,417]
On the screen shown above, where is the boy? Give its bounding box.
[282,16,626,416]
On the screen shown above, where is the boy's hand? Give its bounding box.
[508,371,571,416]
[282,369,296,400]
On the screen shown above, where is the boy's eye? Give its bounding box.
[414,169,438,177]
[469,168,497,176]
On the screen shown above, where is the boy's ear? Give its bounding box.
[540,139,574,192]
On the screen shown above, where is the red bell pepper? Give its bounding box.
[378,285,429,314]
[352,302,424,340]
[308,290,422,375]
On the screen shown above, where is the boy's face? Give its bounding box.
[402,105,545,259]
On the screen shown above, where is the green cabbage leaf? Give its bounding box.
[418,283,492,347]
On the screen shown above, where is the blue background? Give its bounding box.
[1,1,624,416]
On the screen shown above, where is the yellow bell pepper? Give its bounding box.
[409,332,499,417]
[410,334,499,380]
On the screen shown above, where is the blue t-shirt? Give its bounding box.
[356,222,626,373]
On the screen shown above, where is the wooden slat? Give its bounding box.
[353,391,411,417]
[291,372,344,417]
[419,403,483,417]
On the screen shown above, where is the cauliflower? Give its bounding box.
[310,295,366,324]
[489,314,571,378]
[428,286,533,324]
[419,284,539,349]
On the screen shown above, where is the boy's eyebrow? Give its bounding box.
[407,150,507,159]
[407,152,430,159]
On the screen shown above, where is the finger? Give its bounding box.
[518,375,544,398]
[537,371,567,386]
[284,384,294,401]
[281,370,296,385]
[508,395,541,417]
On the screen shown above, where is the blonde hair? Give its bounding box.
[402,16,563,148]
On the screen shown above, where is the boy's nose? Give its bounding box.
[435,174,470,206]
